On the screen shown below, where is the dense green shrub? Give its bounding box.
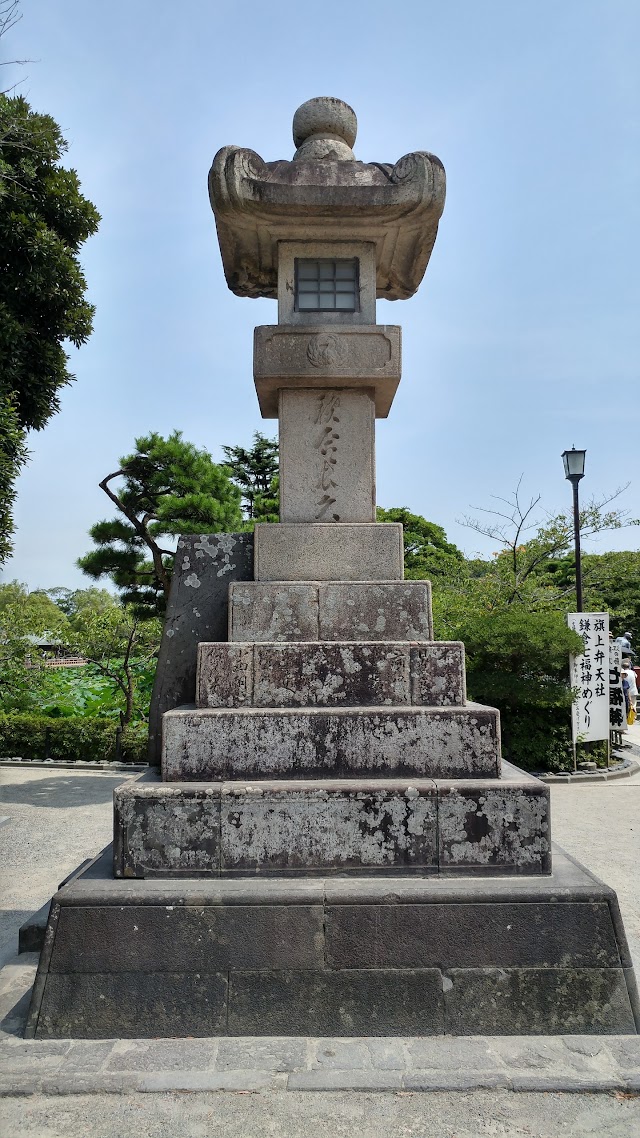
[455,609,584,773]
[0,714,147,764]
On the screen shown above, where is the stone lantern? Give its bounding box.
[26,100,638,1040]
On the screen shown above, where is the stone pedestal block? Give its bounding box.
[162,703,501,781]
[113,763,549,879]
[253,324,401,418]
[228,580,432,642]
[318,581,432,640]
[196,641,465,708]
[27,845,639,1038]
[279,389,376,523]
[253,522,403,581]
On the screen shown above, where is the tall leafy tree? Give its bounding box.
[69,603,161,727]
[221,432,279,520]
[0,92,100,560]
[0,580,71,711]
[78,431,243,617]
[376,506,464,579]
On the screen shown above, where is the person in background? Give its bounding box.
[615,631,635,661]
[622,659,637,720]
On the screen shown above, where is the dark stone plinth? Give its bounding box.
[26,845,639,1039]
[148,533,253,764]
[444,968,637,1036]
[162,703,501,781]
[228,969,445,1036]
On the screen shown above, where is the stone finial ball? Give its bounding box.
[293,97,357,149]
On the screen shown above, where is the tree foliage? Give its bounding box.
[377,507,464,580]
[221,432,279,520]
[382,485,637,772]
[78,431,242,617]
[68,604,160,727]
[0,91,100,561]
[0,394,27,562]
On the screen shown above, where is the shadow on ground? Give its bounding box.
[0,775,127,808]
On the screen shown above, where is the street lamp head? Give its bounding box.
[562,446,586,482]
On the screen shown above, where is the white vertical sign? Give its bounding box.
[609,641,628,734]
[568,612,610,742]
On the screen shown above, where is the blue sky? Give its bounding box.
[2,0,639,590]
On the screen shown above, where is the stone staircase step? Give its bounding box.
[114,765,549,879]
[196,640,465,709]
[229,580,432,643]
[162,703,501,781]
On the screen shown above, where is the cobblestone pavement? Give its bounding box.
[0,764,638,1134]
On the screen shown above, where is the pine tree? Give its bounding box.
[78,432,242,618]
[221,432,278,519]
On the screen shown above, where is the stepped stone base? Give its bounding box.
[196,641,465,708]
[113,763,550,878]
[162,703,501,781]
[26,845,639,1039]
[228,580,433,643]
[253,522,404,581]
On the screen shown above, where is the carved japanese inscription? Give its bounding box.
[279,388,376,524]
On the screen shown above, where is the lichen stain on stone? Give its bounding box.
[440,790,549,867]
[219,789,437,869]
[184,573,201,589]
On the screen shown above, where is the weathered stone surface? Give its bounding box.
[228,969,445,1036]
[410,642,464,703]
[253,522,404,582]
[196,643,254,707]
[35,973,228,1039]
[148,533,253,763]
[279,389,375,523]
[254,325,401,418]
[162,704,501,781]
[114,780,221,877]
[196,641,464,708]
[443,968,637,1035]
[319,581,433,640]
[219,779,438,873]
[114,772,553,878]
[251,642,409,707]
[436,780,551,874]
[229,582,318,642]
[325,901,622,969]
[228,580,433,643]
[49,903,324,971]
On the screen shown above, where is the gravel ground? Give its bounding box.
[549,763,640,974]
[1,1087,639,1137]
[0,767,137,969]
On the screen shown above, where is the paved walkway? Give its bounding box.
[0,764,639,1134]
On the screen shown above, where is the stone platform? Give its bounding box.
[25,844,639,1039]
[161,703,501,781]
[113,762,550,878]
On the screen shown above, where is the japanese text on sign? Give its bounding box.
[568,612,610,743]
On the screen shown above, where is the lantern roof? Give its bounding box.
[208,97,446,301]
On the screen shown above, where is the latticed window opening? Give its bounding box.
[295,258,359,311]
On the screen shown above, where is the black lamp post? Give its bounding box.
[562,447,586,612]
